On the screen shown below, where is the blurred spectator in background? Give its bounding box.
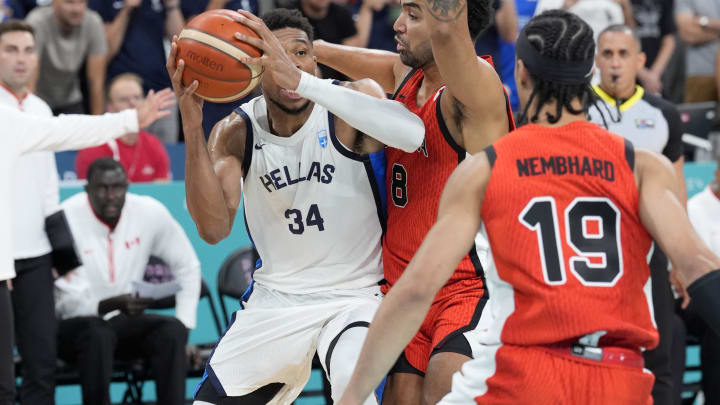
[475,0,517,111]
[75,73,170,182]
[55,158,200,405]
[589,25,685,405]
[535,0,632,42]
[13,0,50,16]
[348,0,396,52]
[26,0,108,115]
[685,151,720,405]
[675,0,720,103]
[498,0,536,112]
[475,0,517,77]
[0,19,57,405]
[185,0,258,17]
[631,0,676,96]
[88,0,186,143]
[0,0,29,20]
[293,0,375,79]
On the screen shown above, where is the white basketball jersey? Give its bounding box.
[237,96,385,294]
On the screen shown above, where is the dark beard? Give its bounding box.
[398,47,433,70]
[268,96,311,115]
[399,51,422,69]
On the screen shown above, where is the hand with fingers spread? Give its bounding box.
[166,36,205,133]
[232,10,305,94]
[135,88,176,129]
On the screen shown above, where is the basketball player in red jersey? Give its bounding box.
[313,0,513,402]
[336,10,720,405]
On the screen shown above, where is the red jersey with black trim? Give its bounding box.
[383,62,515,299]
[479,121,658,350]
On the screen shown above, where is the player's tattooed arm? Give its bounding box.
[418,0,510,154]
[425,0,466,22]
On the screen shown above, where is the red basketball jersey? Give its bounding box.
[480,121,658,350]
[383,64,515,299]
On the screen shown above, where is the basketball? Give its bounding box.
[177,10,263,103]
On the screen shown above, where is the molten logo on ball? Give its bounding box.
[187,49,224,72]
[178,10,263,102]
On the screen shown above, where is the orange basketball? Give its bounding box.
[177,10,263,103]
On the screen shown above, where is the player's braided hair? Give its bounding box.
[518,10,603,125]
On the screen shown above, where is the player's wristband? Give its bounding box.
[688,270,720,336]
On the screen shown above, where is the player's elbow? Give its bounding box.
[676,249,720,286]
[406,283,437,310]
[197,225,229,245]
[394,116,426,153]
[397,133,425,153]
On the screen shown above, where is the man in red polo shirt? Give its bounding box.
[76,73,170,182]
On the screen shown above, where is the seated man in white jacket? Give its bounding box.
[55,158,201,405]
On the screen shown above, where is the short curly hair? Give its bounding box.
[261,8,314,42]
[0,19,34,41]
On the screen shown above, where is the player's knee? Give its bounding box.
[422,352,468,405]
[422,380,452,405]
[156,317,189,345]
[383,375,423,405]
[328,327,377,403]
[84,318,117,347]
[421,389,436,405]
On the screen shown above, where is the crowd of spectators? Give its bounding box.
[1,0,720,404]
[0,0,713,152]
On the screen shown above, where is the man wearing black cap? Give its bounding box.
[334,9,720,405]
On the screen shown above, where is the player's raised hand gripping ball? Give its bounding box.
[176,9,263,103]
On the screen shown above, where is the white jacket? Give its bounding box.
[0,87,60,260]
[55,192,201,329]
[0,108,139,281]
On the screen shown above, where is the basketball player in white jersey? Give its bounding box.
[167,9,425,405]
